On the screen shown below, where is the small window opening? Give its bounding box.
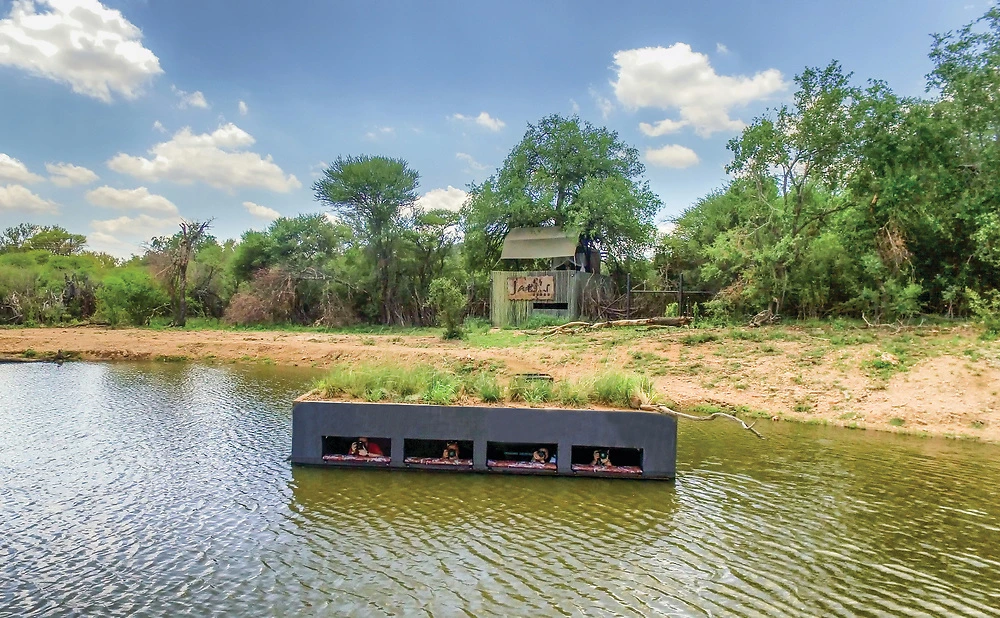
[321,436,391,463]
[486,442,558,471]
[403,439,473,467]
[533,302,568,310]
[570,445,643,475]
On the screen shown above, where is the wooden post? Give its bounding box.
[678,273,684,316]
[626,272,632,319]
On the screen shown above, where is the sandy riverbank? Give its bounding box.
[2,324,998,443]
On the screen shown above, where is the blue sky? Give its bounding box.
[0,0,985,256]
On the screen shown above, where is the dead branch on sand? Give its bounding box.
[640,404,765,439]
[539,316,692,336]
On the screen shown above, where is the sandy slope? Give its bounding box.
[2,325,998,443]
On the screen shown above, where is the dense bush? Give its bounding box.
[96,270,168,326]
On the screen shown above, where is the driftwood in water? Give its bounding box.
[540,316,692,336]
[640,404,765,439]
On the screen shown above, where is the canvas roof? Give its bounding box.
[500,227,580,260]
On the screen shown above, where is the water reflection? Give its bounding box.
[1,362,999,617]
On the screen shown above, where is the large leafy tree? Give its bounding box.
[461,114,660,274]
[314,155,419,324]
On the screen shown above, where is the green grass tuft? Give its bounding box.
[681,332,719,346]
[509,376,554,404]
[592,371,653,408]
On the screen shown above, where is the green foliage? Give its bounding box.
[96,270,168,327]
[314,155,420,324]
[314,359,659,410]
[1,224,86,256]
[965,288,1000,336]
[681,332,719,345]
[509,376,554,404]
[461,114,660,274]
[555,380,591,407]
[427,278,466,339]
[591,371,653,408]
[469,372,503,402]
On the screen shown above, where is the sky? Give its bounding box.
[0,0,986,256]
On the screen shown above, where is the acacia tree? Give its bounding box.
[0,224,87,255]
[461,114,660,275]
[313,155,419,324]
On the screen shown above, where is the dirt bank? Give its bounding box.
[2,324,998,443]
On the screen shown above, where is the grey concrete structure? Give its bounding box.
[291,400,677,480]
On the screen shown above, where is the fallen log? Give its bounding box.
[640,404,765,439]
[540,316,692,336]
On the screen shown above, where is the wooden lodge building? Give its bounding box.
[490,227,610,327]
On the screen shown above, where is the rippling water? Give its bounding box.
[2,362,999,617]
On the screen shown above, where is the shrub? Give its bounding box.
[223,269,295,326]
[509,376,554,404]
[468,372,503,402]
[96,270,168,326]
[555,380,590,407]
[592,371,653,408]
[427,278,466,339]
[423,375,459,405]
[966,288,1000,338]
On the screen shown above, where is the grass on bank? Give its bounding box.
[310,360,656,409]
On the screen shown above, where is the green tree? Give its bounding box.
[461,114,660,275]
[427,277,466,339]
[313,155,420,324]
[0,224,86,255]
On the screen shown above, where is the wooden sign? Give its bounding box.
[508,275,555,300]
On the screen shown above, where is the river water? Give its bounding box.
[1,362,999,617]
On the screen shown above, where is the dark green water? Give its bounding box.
[1,362,999,617]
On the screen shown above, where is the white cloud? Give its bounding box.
[107,123,302,192]
[639,118,687,137]
[90,213,179,236]
[613,43,787,137]
[657,220,677,236]
[455,152,486,171]
[589,87,614,119]
[0,0,162,102]
[452,112,505,132]
[46,162,98,187]
[716,42,730,55]
[416,186,467,212]
[85,185,177,214]
[85,231,133,255]
[238,100,248,115]
[570,99,580,114]
[87,213,180,256]
[364,126,395,140]
[309,161,328,178]
[0,154,44,184]
[243,200,280,220]
[152,120,166,133]
[0,184,58,212]
[172,85,209,109]
[645,144,700,169]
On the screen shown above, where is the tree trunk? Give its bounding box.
[176,262,188,327]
